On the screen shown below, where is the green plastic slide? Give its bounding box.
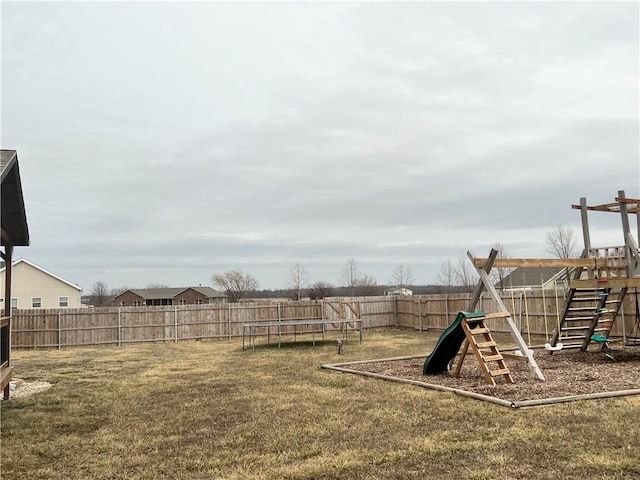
[423,311,485,374]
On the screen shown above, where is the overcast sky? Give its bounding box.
[2,1,639,293]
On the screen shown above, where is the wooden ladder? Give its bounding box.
[550,285,628,351]
[454,312,514,387]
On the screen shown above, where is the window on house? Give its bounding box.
[133,300,141,307]
[119,301,126,307]
[179,299,187,305]
[11,298,18,309]
[32,297,42,308]
[194,298,203,305]
[59,296,69,307]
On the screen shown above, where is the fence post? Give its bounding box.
[621,302,626,343]
[57,311,61,350]
[174,306,178,342]
[118,308,122,347]
[228,303,232,339]
[445,294,449,325]
[518,292,524,333]
[394,296,398,328]
[418,296,422,331]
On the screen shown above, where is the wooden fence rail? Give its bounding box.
[10,291,640,349]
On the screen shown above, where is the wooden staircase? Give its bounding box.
[551,286,627,350]
[550,247,631,351]
[454,313,514,386]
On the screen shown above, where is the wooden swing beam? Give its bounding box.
[472,258,610,268]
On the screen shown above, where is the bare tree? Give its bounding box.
[146,283,169,289]
[91,281,111,307]
[436,260,456,288]
[340,258,361,296]
[287,263,311,300]
[490,242,515,292]
[110,286,129,296]
[390,265,415,287]
[355,273,379,296]
[212,269,258,303]
[339,259,378,296]
[545,225,579,258]
[308,281,334,300]
[454,253,477,291]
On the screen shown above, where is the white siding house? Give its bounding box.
[384,287,413,296]
[0,259,82,309]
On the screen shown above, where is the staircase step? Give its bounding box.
[558,334,587,341]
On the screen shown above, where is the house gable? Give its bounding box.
[0,259,82,309]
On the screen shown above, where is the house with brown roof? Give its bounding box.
[112,287,227,306]
[1,150,30,399]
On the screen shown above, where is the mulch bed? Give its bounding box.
[327,345,640,406]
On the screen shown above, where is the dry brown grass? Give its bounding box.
[1,329,639,479]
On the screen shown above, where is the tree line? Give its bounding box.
[88,225,578,305]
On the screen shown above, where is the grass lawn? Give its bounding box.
[1,329,639,480]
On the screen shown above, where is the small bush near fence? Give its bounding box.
[10,292,639,349]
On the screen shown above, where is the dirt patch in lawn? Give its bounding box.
[326,345,640,406]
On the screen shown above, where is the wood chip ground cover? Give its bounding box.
[337,346,640,402]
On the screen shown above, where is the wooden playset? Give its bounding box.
[425,190,640,385]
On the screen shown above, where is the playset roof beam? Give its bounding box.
[571,198,640,213]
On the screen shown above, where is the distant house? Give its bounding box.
[384,287,413,296]
[496,267,568,291]
[0,259,83,309]
[112,287,227,306]
[2,149,30,398]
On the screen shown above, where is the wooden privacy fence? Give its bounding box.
[10,291,640,349]
[10,296,396,349]
[396,290,640,340]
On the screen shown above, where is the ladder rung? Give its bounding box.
[475,341,496,348]
[561,326,590,331]
[482,354,503,362]
[490,368,511,376]
[469,327,490,335]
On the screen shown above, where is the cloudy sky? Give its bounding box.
[2,1,639,293]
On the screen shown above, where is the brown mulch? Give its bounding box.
[336,345,640,403]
